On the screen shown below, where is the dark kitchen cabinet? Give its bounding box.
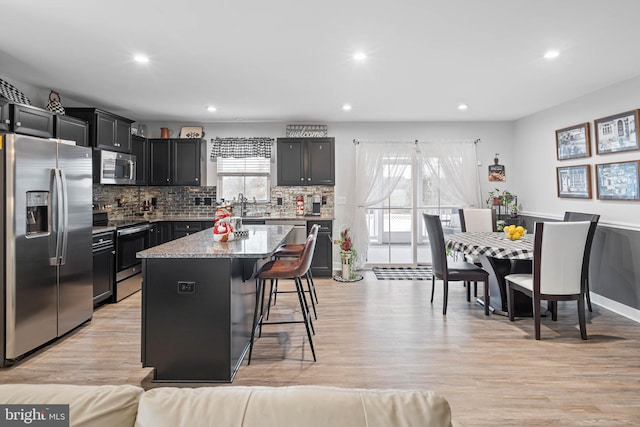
[149,138,203,186]
[66,108,133,152]
[93,231,115,306]
[277,137,334,186]
[308,220,333,277]
[150,222,172,247]
[9,103,54,138]
[54,114,89,147]
[172,221,202,239]
[0,98,10,132]
[131,135,148,185]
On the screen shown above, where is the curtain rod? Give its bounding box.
[353,138,480,144]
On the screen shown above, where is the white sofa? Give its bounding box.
[0,384,452,427]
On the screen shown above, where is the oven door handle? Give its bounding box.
[117,223,152,236]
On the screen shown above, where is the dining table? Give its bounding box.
[445,231,534,316]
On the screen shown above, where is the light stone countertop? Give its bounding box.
[146,214,334,222]
[136,224,293,259]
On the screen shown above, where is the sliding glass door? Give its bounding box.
[364,146,469,268]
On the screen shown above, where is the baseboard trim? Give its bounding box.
[591,293,640,323]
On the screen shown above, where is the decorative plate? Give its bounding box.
[179,126,204,139]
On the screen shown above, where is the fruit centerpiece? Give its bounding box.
[503,225,527,241]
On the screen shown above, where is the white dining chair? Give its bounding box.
[458,208,497,233]
[563,211,600,312]
[505,221,591,340]
[458,208,496,300]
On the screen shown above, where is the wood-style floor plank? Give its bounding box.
[2,272,639,426]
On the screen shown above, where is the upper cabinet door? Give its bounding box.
[148,139,172,185]
[307,138,335,185]
[96,113,117,150]
[172,139,201,185]
[10,104,54,138]
[277,139,305,185]
[0,98,10,132]
[131,135,148,185]
[55,115,89,147]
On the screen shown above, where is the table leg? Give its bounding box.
[477,257,533,316]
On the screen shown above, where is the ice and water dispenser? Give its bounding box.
[26,191,49,236]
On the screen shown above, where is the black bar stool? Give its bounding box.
[248,233,318,364]
[268,224,320,319]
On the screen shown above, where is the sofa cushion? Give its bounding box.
[0,384,143,427]
[135,385,452,427]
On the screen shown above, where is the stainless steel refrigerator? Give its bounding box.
[1,133,93,366]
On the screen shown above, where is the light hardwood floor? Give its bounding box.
[2,273,640,426]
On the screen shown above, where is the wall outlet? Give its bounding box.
[195,197,201,205]
[177,281,195,293]
[204,197,212,206]
[277,197,283,206]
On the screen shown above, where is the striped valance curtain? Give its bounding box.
[210,137,273,160]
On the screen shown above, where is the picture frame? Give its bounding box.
[555,122,591,160]
[556,164,592,199]
[594,110,640,154]
[595,160,640,201]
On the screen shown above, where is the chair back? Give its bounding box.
[423,214,448,279]
[459,208,497,232]
[308,223,320,241]
[533,221,590,295]
[295,232,318,277]
[563,212,600,282]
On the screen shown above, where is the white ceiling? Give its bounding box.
[2,0,640,124]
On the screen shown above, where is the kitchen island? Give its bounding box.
[137,224,293,382]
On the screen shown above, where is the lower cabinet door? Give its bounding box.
[93,247,114,306]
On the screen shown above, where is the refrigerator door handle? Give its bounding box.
[51,168,63,266]
[59,169,69,266]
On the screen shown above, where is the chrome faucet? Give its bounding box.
[237,193,248,216]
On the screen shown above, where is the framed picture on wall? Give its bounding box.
[594,110,640,154]
[555,123,591,160]
[556,165,592,198]
[595,160,640,201]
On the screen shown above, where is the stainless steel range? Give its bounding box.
[113,221,151,301]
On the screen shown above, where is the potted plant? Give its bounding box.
[334,228,357,280]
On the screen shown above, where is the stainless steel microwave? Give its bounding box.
[98,150,136,185]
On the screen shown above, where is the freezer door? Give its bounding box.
[5,135,58,359]
[56,142,93,335]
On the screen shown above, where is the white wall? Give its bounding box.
[142,121,515,231]
[513,75,640,229]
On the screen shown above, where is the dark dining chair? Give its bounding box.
[505,221,591,340]
[423,213,490,315]
[563,212,600,312]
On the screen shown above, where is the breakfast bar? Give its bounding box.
[137,224,293,382]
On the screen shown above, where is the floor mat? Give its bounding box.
[372,267,433,280]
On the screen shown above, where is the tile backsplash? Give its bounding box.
[93,185,334,218]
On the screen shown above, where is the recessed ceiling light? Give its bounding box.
[342,104,352,111]
[353,52,367,61]
[206,106,217,112]
[133,54,149,64]
[457,103,468,111]
[544,50,559,60]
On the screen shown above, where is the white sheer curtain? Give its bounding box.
[417,141,481,208]
[347,142,412,269]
